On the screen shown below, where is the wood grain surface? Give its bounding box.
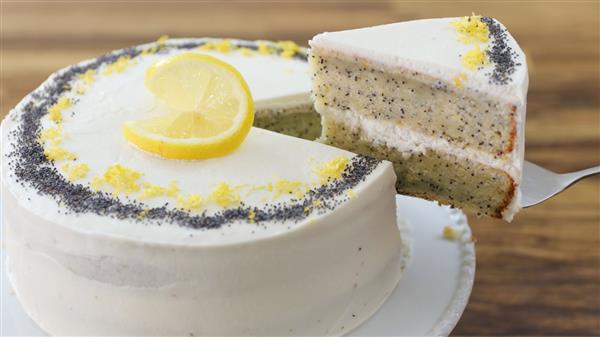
[1,1,599,336]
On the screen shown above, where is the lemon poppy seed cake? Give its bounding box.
[2,38,406,336]
[310,15,528,220]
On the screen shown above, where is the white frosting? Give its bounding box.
[310,18,528,221]
[1,38,405,335]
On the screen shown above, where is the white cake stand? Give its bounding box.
[1,195,475,337]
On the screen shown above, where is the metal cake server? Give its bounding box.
[521,161,600,208]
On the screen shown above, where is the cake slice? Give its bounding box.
[309,15,528,220]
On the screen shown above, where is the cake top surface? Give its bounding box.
[310,16,528,103]
[1,38,387,246]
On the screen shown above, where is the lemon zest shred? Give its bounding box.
[137,208,150,219]
[177,193,203,211]
[141,45,158,55]
[90,176,105,191]
[461,44,488,70]
[273,179,305,199]
[140,180,180,199]
[60,163,71,173]
[214,39,233,53]
[157,34,169,46]
[248,209,256,223]
[101,164,143,195]
[75,83,87,95]
[79,69,96,85]
[44,147,77,161]
[210,182,241,208]
[315,156,350,182]
[48,97,72,123]
[167,180,180,195]
[245,182,273,196]
[197,39,235,53]
[39,125,63,146]
[453,73,468,88]
[103,55,132,75]
[304,198,322,213]
[257,41,274,55]
[239,47,255,57]
[260,182,274,192]
[450,13,490,44]
[141,35,169,55]
[141,47,157,56]
[276,40,301,58]
[67,163,90,181]
[197,41,216,51]
[347,189,356,199]
[233,183,250,190]
[443,225,459,241]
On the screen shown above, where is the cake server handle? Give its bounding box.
[520,161,600,208]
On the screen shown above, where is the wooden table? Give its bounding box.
[2,1,598,335]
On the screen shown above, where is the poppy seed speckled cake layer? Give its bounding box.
[309,16,528,220]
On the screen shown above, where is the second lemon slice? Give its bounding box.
[123,53,254,160]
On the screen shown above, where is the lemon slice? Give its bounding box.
[122,53,254,160]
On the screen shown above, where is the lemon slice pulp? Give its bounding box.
[122,53,254,160]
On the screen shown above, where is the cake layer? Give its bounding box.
[310,51,517,156]
[253,103,321,140]
[321,114,516,218]
[1,38,406,336]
